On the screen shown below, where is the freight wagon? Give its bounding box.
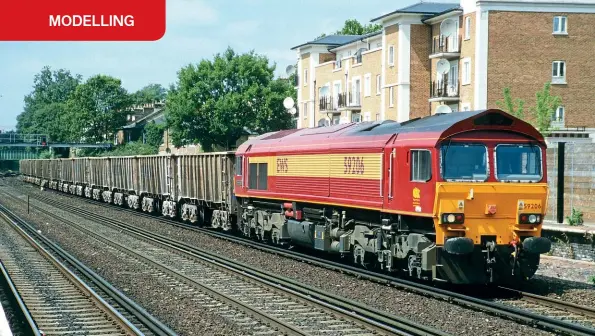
[20,152,237,229]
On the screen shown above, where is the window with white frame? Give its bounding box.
[410,150,432,182]
[352,112,361,123]
[376,75,381,95]
[552,61,566,84]
[303,102,308,119]
[388,46,395,66]
[364,74,371,97]
[464,16,471,40]
[552,106,565,122]
[462,58,471,85]
[303,69,308,86]
[389,86,394,107]
[553,16,567,34]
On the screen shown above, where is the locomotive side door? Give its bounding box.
[383,145,399,209]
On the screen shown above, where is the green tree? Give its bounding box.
[132,84,167,105]
[317,19,382,39]
[16,66,82,141]
[166,47,293,151]
[496,87,525,119]
[66,75,133,142]
[532,82,561,135]
[143,121,165,147]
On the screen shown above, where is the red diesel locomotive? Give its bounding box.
[233,109,551,284]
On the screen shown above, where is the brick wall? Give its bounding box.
[542,229,595,262]
[546,143,595,222]
[350,49,382,121]
[487,11,595,128]
[410,24,431,120]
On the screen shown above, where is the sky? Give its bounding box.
[0,0,410,131]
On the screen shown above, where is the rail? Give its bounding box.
[0,202,177,336]
[0,260,39,335]
[6,189,448,336]
[18,184,595,336]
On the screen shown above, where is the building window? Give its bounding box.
[364,74,371,97]
[388,45,395,66]
[375,113,380,121]
[352,112,361,123]
[410,150,432,182]
[332,115,340,125]
[464,16,471,40]
[376,75,381,95]
[303,69,308,86]
[552,61,566,84]
[552,106,565,122]
[303,102,308,119]
[462,58,471,85]
[553,16,567,34]
[389,87,394,107]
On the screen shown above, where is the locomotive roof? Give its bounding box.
[236,109,544,154]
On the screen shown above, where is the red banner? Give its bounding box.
[0,0,166,41]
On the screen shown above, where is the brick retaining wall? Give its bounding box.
[546,143,595,222]
[542,229,595,261]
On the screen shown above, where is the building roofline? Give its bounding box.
[422,8,464,24]
[327,31,382,52]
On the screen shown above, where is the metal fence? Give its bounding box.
[546,141,595,223]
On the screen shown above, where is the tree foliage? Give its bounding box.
[317,19,382,39]
[66,75,133,142]
[132,84,167,105]
[496,87,525,119]
[532,82,561,135]
[165,47,293,151]
[16,66,82,141]
[495,82,561,134]
[143,121,165,147]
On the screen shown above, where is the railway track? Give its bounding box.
[496,287,595,328]
[0,204,175,336]
[0,189,448,336]
[7,184,595,336]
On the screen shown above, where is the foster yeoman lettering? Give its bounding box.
[49,15,135,27]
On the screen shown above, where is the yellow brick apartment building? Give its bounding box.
[291,0,595,130]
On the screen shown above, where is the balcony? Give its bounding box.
[319,96,337,112]
[429,35,461,59]
[429,75,459,102]
[353,54,363,65]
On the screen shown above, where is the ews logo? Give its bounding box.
[344,156,365,175]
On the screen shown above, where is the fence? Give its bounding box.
[546,142,595,223]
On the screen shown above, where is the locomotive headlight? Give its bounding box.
[529,214,537,223]
[447,214,455,223]
[441,213,465,224]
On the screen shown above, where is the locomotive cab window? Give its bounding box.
[410,150,432,182]
[235,156,243,176]
[248,162,268,190]
[441,143,488,182]
[495,144,542,182]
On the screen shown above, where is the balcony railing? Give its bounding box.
[319,96,336,111]
[431,76,459,99]
[431,35,461,55]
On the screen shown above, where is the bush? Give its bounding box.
[99,142,158,157]
[567,208,584,226]
[590,275,595,285]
